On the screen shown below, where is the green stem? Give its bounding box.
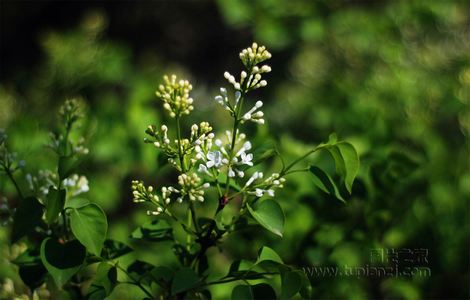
[211,169,223,198]
[185,208,193,266]
[224,95,245,196]
[116,265,154,299]
[165,209,198,236]
[190,203,199,232]
[5,169,23,199]
[202,272,278,287]
[175,116,185,172]
[281,146,324,176]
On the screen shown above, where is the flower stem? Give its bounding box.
[5,169,23,199]
[175,116,185,172]
[224,94,245,196]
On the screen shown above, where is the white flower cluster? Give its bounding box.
[145,124,172,152]
[145,122,215,171]
[132,180,164,216]
[239,42,272,68]
[241,100,264,124]
[156,74,194,118]
[47,133,89,156]
[62,174,89,196]
[133,173,210,215]
[26,171,89,200]
[173,173,210,203]
[133,42,286,217]
[243,172,286,198]
[214,89,265,124]
[196,131,253,178]
[222,43,272,92]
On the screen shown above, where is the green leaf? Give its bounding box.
[19,264,47,292]
[252,283,277,299]
[11,197,44,242]
[130,219,173,242]
[256,246,283,265]
[226,260,264,279]
[105,283,148,300]
[335,142,360,193]
[101,239,132,260]
[309,166,345,202]
[13,248,42,267]
[171,268,200,295]
[45,187,66,224]
[281,271,303,299]
[58,155,80,180]
[252,148,277,166]
[151,266,174,284]
[65,197,90,209]
[247,200,285,237]
[87,262,118,299]
[40,238,86,287]
[69,203,108,256]
[127,260,155,285]
[325,142,359,194]
[14,248,47,291]
[232,285,253,300]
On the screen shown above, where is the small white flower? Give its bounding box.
[240,152,253,166]
[206,150,223,168]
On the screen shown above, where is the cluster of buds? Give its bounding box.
[59,98,83,128]
[133,43,285,218]
[239,42,272,69]
[145,125,172,153]
[177,173,210,202]
[0,130,26,174]
[73,137,90,155]
[25,170,57,199]
[132,180,166,216]
[156,75,194,118]
[160,173,210,203]
[132,180,160,203]
[243,171,286,198]
[62,174,90,197]
[214,88,242,117]
[241,100,264,124]
[0,151,25,175]
[189,122,214,147]
[196,131,254,178]
[47,100,89,156]
[222,43,271,92]
[145,122,216,171]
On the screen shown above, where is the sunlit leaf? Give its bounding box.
[247,200,285,237]
[69,203,108,256]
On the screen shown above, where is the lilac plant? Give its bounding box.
[1,43,359,299]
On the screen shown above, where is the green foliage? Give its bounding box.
[40,238,86,287]
[247,201,285,237]
[68,203,108,256]
[45,187,66,224]
[130,219,173,242]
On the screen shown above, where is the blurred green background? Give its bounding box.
[1,0,469,299]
